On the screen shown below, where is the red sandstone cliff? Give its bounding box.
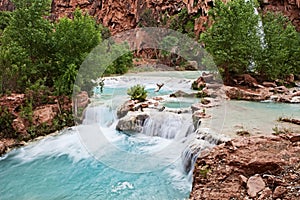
[1,0,299,34]
[48,0,213,35]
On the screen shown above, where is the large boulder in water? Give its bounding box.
[116,100,135,119]
[116,112,149,133]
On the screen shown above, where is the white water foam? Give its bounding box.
[11,130,91,164]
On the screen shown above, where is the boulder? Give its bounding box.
[192,110,211,129]
[273,186,287,199]
[247,174,266,198]
[12,117,27,135]
[224,86,272,101]
[0,141,7,155]
[258,187,272,200]
[169,90,195,98]
[191,76,206,90]
[202,74,215,83]
[286,74,294,83]
[291,90,300,97]
[116,112,149,133]
[235,74,258,87]
[190,134,300,199]
[275,86,289,94]
[291,96,300,103]
[277,95,292,103]
[116,100,135,119]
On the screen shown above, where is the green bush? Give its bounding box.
[127,84,147,101]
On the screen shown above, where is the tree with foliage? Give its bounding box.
[52,8,102,95]
[257,12,300,81]
[0,0,134,96]
[0,0,53,92]
[170,8,196,38]
[200,0,262,84]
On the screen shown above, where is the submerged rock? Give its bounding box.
[169,90,195,98]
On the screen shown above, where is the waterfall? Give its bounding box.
[181,139,213,174]
[246,0,266,70]
[83,105,116,127]
[253,4,266,48]
[245,0,266,47]
[142,112,190,139]
[181,128,230,177]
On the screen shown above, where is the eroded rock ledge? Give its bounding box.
[190,134,300,199]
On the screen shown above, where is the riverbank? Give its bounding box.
[190,133,300,199]
[0,91,89,155]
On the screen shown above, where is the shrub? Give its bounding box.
[0,106,16,138]
[127,84,147,101]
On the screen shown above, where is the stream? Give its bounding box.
[0,71,299,200]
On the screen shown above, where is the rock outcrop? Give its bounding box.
[0,93,74,155]
[1,0,299,34]
[48,0,213,36]
[223,84,300,103]
[190,134,300,199]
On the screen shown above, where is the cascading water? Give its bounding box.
[1,71,299,199]
[0,71,205,200]
[142,112,191,139]
[253,3,266,48]
[244,0,265,47]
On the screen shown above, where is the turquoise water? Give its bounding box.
[163,101,196,109]
[204,100,300,136]
[0,131,190,200]
[1,74,194,200]
[1,72,298,200]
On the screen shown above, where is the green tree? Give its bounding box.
[0,0,53,92]
[200,0,261,84]
[52,9,102,95]
[257,12,300,80]
[0,11,12,32]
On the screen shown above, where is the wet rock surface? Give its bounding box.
[190,134,300,200]
[116,112,149,133]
